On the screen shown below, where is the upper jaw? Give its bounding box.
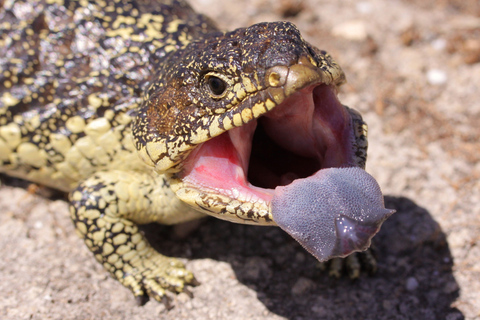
[169,56,359,225]
[265,56,342,104]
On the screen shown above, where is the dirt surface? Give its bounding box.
[1,0,479,319]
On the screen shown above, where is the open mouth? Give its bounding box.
[171,57,393,262]
[178,82,354,206]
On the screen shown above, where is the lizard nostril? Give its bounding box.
[268,72,281,87]
[265,66,289,88]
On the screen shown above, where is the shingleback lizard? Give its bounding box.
[0,0,394,304]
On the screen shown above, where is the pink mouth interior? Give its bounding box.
[179,84,353,202]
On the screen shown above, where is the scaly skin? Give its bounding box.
[0,0,370,303]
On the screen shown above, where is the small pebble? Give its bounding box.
[431,38,447,51]
[332,21,368,41]
[443,281,459,294]
[311,305,328,317]
[291,277,315,295]
[426,69,447,85]
[406,277,419,291]
[356,2,372,14]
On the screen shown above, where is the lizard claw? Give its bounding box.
[319,247,378,279]
[122,254,196,307]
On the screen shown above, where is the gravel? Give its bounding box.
[1,0,479,319]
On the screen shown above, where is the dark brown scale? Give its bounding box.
[0,0,216,175]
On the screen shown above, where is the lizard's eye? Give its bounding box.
[206,75,227,97]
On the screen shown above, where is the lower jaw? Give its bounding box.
[169,171,275,225]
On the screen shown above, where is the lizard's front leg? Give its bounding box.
[69,170,205,304]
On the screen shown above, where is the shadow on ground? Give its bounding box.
[1,175,462,319]
[144,196,463,320]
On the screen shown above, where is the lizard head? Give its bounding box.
[133,21,394,262]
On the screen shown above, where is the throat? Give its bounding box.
[247,123,321,189]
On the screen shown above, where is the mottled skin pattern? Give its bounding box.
[0,0,369,304]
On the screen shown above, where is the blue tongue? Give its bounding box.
[271,167,394,262]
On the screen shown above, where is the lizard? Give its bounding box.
[0,0,394,305]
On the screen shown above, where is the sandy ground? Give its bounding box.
[1,0,479,319]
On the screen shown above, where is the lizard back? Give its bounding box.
[0,0,216,191]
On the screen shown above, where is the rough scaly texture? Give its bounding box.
[0,0,384,304]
